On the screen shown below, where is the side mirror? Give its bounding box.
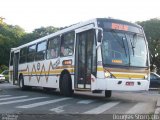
[98,30,103,42]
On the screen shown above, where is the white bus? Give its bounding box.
[9,18,150,97]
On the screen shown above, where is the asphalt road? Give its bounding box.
[0,83,160,120]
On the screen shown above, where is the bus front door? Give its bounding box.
[75,29,97,89]
[13,52,19,85]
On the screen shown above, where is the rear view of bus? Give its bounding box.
[93,19,150,97]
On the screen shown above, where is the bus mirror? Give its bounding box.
[98,30,103,42]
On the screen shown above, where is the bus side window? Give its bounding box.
[35,41,47,61]
[60,31,75,57]
[20,47,27,64]
[47,36,60,59]
[27,44,36,62]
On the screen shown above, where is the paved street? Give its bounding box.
[0,83,160,119]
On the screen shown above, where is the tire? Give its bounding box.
[60,74,73,97]
[19,75,30,90]
[105,90,112,98]
[19,75,25,90]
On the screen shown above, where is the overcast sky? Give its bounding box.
[0,0,160,32]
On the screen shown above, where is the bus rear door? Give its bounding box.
[13,51,20,85]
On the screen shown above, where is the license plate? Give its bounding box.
[126,82,134,86]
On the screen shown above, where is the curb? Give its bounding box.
[154,98,160,114]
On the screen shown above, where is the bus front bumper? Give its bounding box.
[91,78,150,91]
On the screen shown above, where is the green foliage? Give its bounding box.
[0,65,8,73]
[0,23,59,67]
[33,26,59,38]
[19,26,59,45]
[0,23,25,66]
[137,18,160,73]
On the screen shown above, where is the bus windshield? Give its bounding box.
[101,31,148,67]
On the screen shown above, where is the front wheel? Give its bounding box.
[60,74,73,97]
[105,90,112,98]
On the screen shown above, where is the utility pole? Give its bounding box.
[0,17,5,24]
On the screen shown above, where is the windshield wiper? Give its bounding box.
[130,38,135,56]
[111,30,128,57]
[130,33,137,56]
[122,37,127,57]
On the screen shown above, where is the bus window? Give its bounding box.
[60,32,75,57]
[35,41,47,61]
[20,47,27,64]
[47,37,60,59]
[27,44,36,62]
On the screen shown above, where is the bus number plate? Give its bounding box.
[126,82,134,86]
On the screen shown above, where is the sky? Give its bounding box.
[0,0,160,32]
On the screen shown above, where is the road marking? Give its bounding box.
[126,103,153,114]
[0,95,12,98]
[0,97,47,105]
[17,98,71,108]
[83,102,120,114]
[50,104,69,113]
[0,96,28,101]
[77,100,95,104]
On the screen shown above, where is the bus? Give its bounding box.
[9,18,150,97]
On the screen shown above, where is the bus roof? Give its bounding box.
[11,18,141,52]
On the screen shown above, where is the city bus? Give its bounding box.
[9,18,150,97]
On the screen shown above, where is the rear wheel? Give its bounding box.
[105,90,112,98]
[19,75,25,90]
[19,75,31,90]
[60,74,73,97]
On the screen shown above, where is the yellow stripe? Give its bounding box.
[97,66,147,79]
[97,66,104,71]
[20,68,74,75]
[113,74,145,79]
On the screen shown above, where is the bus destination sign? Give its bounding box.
[111,23,128,31]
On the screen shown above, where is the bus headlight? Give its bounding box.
[105,71,111,78]
[144,75,148,79]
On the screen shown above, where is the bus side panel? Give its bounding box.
[40,59,60,88]
[22,59,59,88]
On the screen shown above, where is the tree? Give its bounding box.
[19,26,59,45]
[33,26,59,37]
[0,23,25,66]
[137,18,160,73]
[0,24,59,67]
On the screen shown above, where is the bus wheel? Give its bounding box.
[19,75,30,90]
[60,74,73,97]
[105,90,112,98]
[19,75,25,90]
